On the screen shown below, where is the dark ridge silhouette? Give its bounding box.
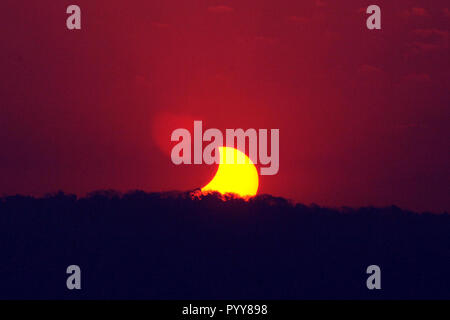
[0,190,449,299]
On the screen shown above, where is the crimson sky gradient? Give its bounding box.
[1,0,449,212]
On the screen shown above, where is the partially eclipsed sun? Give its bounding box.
[201,147,259,198]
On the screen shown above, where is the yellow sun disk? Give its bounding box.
[201,147,259,197]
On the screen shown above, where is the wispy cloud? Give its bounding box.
[315,0,326,7]
[151,22,170,29]
[403,73,431,83]
[358,65,383,74]
[287,15,313,25]
[414,28,449,38]
[208,5,234,13]
[407,28,449,54]
[402,7,430,18]
[443,8,450,17]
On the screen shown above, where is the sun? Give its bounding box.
[201,146,259,198]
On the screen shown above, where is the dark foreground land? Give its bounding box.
[0,190,449,299]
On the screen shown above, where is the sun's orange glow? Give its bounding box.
[201,147,259,198]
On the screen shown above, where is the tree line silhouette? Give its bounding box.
[0,190,449,299]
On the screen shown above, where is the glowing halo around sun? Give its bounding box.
[201,146,259,198]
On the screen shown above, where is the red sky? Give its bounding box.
[1,0,449,212]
